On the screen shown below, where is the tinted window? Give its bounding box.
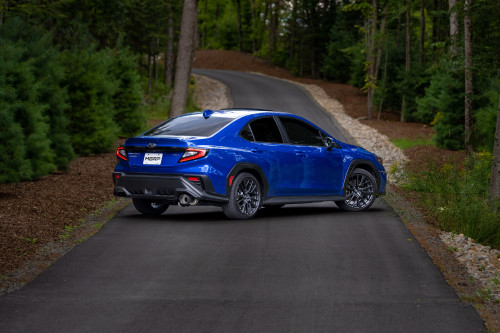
[240,124,255,141]
[144,113,233,137]
[280,117,324,146]
[249,117,283,143]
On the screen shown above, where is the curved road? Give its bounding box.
[0,70,484,332]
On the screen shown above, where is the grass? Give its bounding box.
[390,136,435,150]
[396,151,500,249]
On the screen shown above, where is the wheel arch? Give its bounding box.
[343,160,381,194]
[226,163,269,198]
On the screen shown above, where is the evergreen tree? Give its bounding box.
[0,18,56,181]
[62,47,119,155]
[416,68,465,150]
[110,48,145,137]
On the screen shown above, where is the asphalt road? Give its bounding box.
[0,70,484,332]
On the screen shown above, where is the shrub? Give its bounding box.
[110,48,145,137]
[416,68,464,150]
[0,18,59,182]
[62,47,119,155]
[401,153,500,247]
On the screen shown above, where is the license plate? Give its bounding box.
[143,153,163,165]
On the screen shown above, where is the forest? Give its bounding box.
[0,0,499,184]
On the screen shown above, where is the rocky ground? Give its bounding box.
[0,49,498,330]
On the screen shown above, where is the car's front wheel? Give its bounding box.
[132,198,169,216]
[222,172,262,220]
[335,168,377,212]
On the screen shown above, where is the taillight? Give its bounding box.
[116,147,128,161]
[179,148,208,163]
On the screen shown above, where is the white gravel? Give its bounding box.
[194,72,500,301]
[440,233,500,301]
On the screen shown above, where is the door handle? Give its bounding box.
[251,148,262,153]
[296,152,307,158]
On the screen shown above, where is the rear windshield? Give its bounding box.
[143,113,234,137]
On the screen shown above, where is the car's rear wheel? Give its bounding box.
[132,198,169,216]
[335,168,377,212]
[222,172,262,220]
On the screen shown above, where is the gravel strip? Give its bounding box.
[194,71,500,306]
[440,233,500,302]
[193,74,232,110]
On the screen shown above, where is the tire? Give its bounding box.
[335,168,377,212]
[222,172,262,220]
[132,198,169,216]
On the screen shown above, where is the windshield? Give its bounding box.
[143,113,234,137]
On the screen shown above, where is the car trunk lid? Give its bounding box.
[124,137,191,167]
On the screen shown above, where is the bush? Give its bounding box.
[416,68,464,150]
[62,47,119,155]
[110,48,145,137]
[401,153,500,247]
[0,18,60,182]
[321,22,355,82]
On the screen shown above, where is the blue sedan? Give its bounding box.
[113,109,386,219]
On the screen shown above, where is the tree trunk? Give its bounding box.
[147,53,152,95]
[402,2,411,122]
[236,0,243,51]
[268,1,279,60]
[464,0,473,157]
[165,1,175,87]
[366,0,378,120]
[170,0,198,118]
[259,2,269,53]
[449,0,458,56]
[490,97,500,204]
[202,0,208,48]
[378,37,389,120]
[419,0,425,65]
[250,0,256,53]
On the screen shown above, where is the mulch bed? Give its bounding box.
[0,154,117,278]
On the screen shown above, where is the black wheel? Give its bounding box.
[222,172,262,220]
[335,168,377,212]
[132,198,169,216]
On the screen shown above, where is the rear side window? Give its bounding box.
[280,117,324,146]
[144,113,234,137]
[247,117,283,143]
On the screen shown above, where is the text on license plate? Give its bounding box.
[143,153,163,165]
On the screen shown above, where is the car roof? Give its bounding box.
[198,108,291,119]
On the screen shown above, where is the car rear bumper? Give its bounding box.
[112,173,228,204]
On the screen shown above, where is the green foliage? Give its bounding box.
[321,19,356,82]
[62,47,119,155]
[110,48,145,137]
[0,18,68,182]
[400,152,500,248]
[416,67,465,150]
[347,41,366,88]
[475,90,499,152]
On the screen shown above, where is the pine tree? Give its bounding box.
[110,48,145,137]
[63,47,119,155]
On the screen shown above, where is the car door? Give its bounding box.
[278,116,344,195]
[240,116,299,196]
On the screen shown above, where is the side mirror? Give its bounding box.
[324,137,334,151]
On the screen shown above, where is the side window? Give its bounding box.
[248,117,284,143]
[240,124,255,141]
[280,117,324,146]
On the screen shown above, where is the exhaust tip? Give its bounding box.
[179,194,198,206]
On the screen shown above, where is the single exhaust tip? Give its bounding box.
[179,194,198,206]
